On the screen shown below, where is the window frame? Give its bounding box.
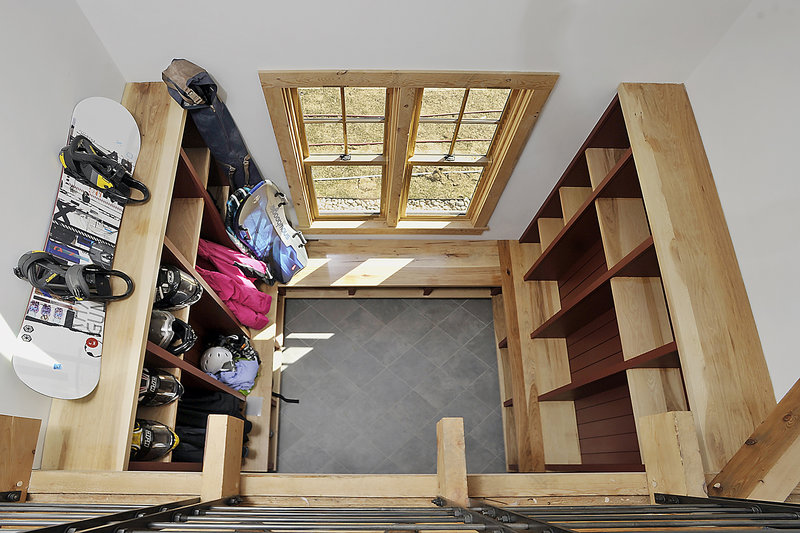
[260,71,558,234]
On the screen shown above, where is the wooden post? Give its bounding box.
[0,415,41,500]
[638,412,705,502]
[201,415,244,501]
[436,417,468,507]
[619,83,776,472]
[709,378,800,501]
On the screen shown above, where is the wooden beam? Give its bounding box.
[638,412,705,502]
[0,415,40,500]
[619,82,776,472]
[436,418,468,507]
[300,219,488,235]
[259,71,559,90]
[29,471,201,496]
[466,472,649,497]
[201,415,244,501]
[287,239,501,287]
[283,287,494,299]
[386,88,418,226]
[709,378,800,501]
[262,87,311,227]
[497,241,546,471]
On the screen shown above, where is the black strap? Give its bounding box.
[272,391,299,404]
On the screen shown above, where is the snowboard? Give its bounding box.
[13,97,140,400]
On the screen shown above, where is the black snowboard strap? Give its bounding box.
[60,135,150,205]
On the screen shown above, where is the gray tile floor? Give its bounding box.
[277,298,506,474]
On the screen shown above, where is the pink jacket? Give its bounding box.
[196,239,272,329]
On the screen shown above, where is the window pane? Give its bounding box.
[419,88,466,121]
[311,165,382,214]
[305,122,344,154]
[464,88,511,121]
[347,122,384,154]
[454,123,498,156]
[344,87,386,117]
[406,165,483,215]
[414,122,456,155]
[299,87,340,119]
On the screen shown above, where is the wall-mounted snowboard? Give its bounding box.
[13,97,141,399]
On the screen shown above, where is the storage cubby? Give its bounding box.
[130,117,252,472]
[516,95,689,472]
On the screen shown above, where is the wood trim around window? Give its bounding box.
[261,70,558,235]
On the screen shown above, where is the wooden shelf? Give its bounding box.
[162,236,249,337]
[545,463,645,472]
[146,342,246,402]
[539,341,679,402]
[530,237,658,339]
[498,337,508,349]
[173,148,234,247]
[524,149,638,281]
[520,96,630,243]
[128,461,202,472]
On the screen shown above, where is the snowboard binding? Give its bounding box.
[59,135,150,205]
[14,251,134,302]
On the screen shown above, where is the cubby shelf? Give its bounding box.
[173,148,233,247]
[524,149,637,281]
[145,342,246,402]
[538,341,679,402]
[530,237,658,339]
[162,236,249,337]
[128,461,203,472]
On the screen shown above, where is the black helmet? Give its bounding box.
[210,333,261,363]
[130,419,179,461]
[139,367,185,406]
[154,265,202,310]
[148,309,197,355]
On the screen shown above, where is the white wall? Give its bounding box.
[686,0,800,401]
[76,0,748,239]
[0,0,125,464]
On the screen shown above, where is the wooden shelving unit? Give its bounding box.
[512,95,684,472]
[129,105,253,471]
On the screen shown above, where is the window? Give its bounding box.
[261,71,557,234]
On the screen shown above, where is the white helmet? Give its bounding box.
[200,346,235,373]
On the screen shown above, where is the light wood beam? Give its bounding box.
[708,378,800,501]
[619,82,775,472]
[201,415,244,501]
[0,415,40,500]
[638,412,705,502]
[436,418,468,507]
[386,88,418,226]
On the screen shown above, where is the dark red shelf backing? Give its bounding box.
[128,461,202,472]
[539,341,679,402]
[498,337,508,349]
[162,236,249,337]
[503,398,513,407]
[520,96,631,243]
[530,237,658,339]
[172,148,234,248]
[145,341,246,402]
[575,383,641,466]
[545,463,645,473]
[524,149,638,282]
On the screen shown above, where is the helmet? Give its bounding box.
[210,333,260,363]
[130,419,179,461]
[200,346,235,373]
[148,309,197,355]
[154,265,203,310]
[139,367,185,406]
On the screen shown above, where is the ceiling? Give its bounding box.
[75,0,749,239]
